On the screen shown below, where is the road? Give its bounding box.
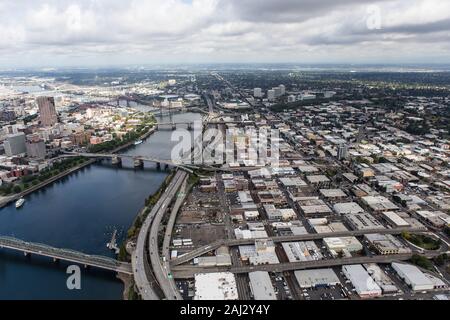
[149,171,188,300]
[170,226,427,266]
[171,252,443,278]
[132,170,186,300]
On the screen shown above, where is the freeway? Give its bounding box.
[132,170,186,300]
[170,226,427,266]
[171,252,442,278]
[149,171,188,300]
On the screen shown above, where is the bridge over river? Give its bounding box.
[0,236,132,275]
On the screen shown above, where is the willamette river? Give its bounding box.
[0,110,201,299]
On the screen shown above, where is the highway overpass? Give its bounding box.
[171,252,442,278]
[170,226,427,266]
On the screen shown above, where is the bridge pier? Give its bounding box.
[172,124,176,130]
[24,251,30,257]
[112,156,122,167]
[134,159,144,168]
[156,162,161,170]
[53,257,59,263]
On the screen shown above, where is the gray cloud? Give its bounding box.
[0,0,449,67]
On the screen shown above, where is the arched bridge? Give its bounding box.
[0,236,132,274]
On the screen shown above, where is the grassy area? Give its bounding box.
[410,254,434,271]
[402,232,441,250]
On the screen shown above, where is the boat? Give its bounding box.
[134,140,143,145]
[15,198,25,208]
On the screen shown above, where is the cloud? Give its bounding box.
[0,0,449,67]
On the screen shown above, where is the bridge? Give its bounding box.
[61,152,199,173]
[0,236,132,274]
[170,226,428,266]
[155,120,255,131]
[171,253,437,278]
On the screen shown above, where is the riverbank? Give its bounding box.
[0,126,157,209]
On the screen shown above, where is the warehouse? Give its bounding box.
[298,198,333,216]
[382,211,410,227]
[294,268,341,289]
[248,272,277,300]
[361,196,399,212]
[194,273,239,300]
[323,237,363,255]
[320,188,347,199]
[365,233,411,255]
[282,241,323,262]
[342,264,382,298]
[391,263,434,291]
[364,264,398,294]
[333,202,365,215]
[345,213,385,231]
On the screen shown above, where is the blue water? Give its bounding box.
[0,111,201,300]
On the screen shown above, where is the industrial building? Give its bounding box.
[381,211,410,227]
[294,268,341,289]
[342,264,382,298]
[282,241,323,262]
[361,196,399,212]
[365,234,411,255]
[391,263,435,291]
[248,272,277,300]
[345,213,385,231]
[194,273,239,300]
[333,202,365,215]
[323,237,363,256]
[364,264,398,294]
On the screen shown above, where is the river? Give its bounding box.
[0,110,201,300]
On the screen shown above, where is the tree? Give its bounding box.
[13,185,22,193]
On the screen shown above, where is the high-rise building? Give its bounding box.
[3,132,26,157]
[337,144,348,160]
[36,96,58,127]
[267,90,275,102]
[288,95,296,103]
[253,88,262,98]
[279,84,286,96]
[273,87,282,98]
[26,138,46,160]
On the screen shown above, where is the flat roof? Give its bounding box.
[248,272,277,300]
[194,273,239,300]
[391,263,434,288]
[294,268,340,288]
[320,189,347,198]
[333,202,365,214]
[342,264,381,295]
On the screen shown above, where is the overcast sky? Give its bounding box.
[1,0,449,68]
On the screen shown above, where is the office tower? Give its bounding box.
[267,90,275,102]
[273,87,282,98]
[254,88,262,98]
[26,138,46,160]
[3,132,26,156]
[36,96,58,127]
[279,84,286,96]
